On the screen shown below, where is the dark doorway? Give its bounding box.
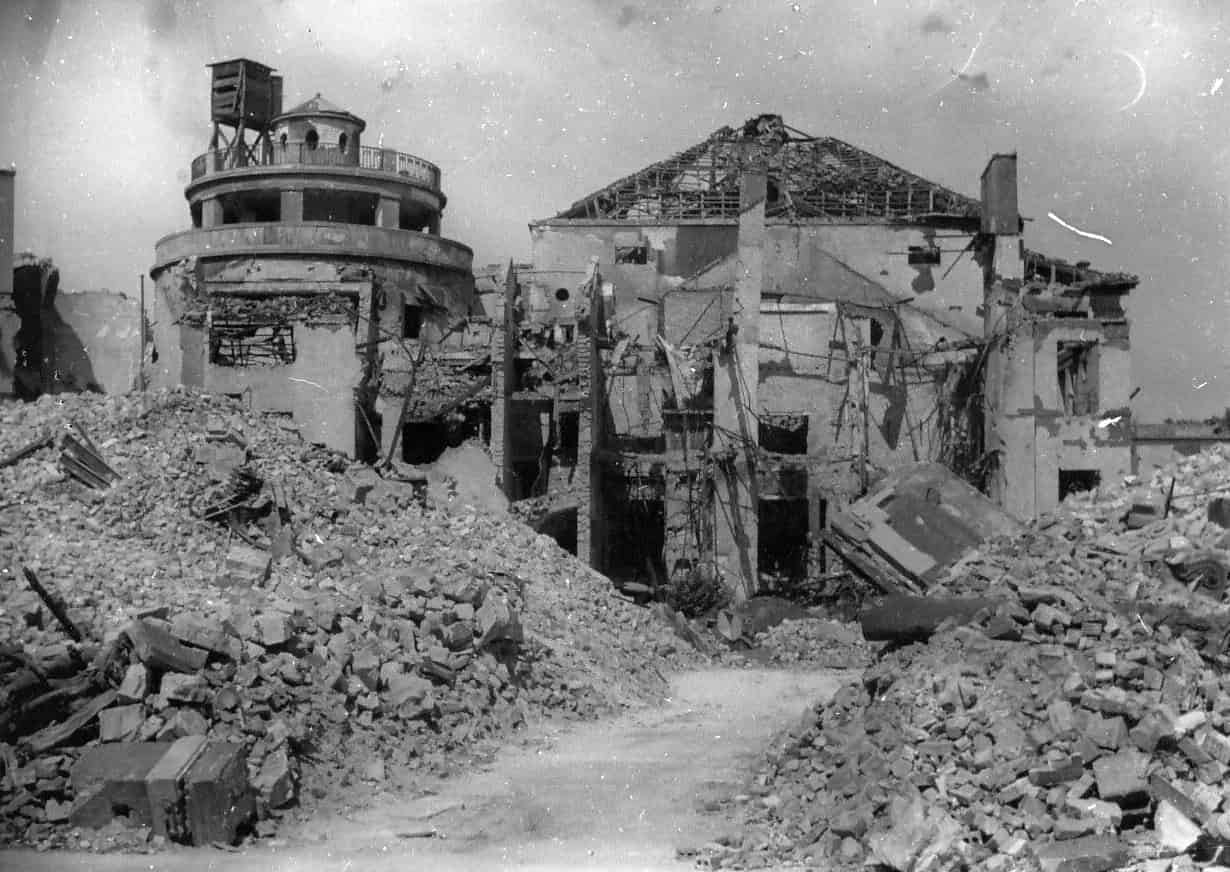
[536,506,578,555]
[758,497,810,587]
[605,495,666,588]
[401,421,449,465]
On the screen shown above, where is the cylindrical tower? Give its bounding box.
[150,59,474,460]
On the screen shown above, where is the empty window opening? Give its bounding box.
[219,190,280,224]
[401,420,448,465]
[870,319,885,347]
[337,131,348,152]
[758,497,810,588]
[760,414,808,454]
[908,244,942,265]
[190,201,203,228]
[555,411,580,466]
[402,303,422,339]
[209,323,296,367]
[614,242,650,264]
[1059,469,1101,502]
[554,287,570,302]
[303,189,379,225]
[1057,340,1099,416]
[304,128,319,150]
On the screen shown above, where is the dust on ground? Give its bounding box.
[5,667,847,872]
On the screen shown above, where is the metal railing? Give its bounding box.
[189,144,440,189]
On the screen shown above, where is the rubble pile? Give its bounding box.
[753,619,870,669]
[0,389,692,849]
[711,446,1230,870]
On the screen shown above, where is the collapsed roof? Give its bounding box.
[550,114,981,222]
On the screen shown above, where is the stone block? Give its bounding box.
[1092,750,1148,801]
[170,613,235,658]
[124,620,208,673]
[1031,835,1129,872]
[145,735,207,842]
[477,596,523,648]
[1030,757,1084,788]
[99,704,144,742]
[156,708,209,740]
[1155,800,1202,852]
[1083,715,1128,750]
[1201,729,1230,765]
[159,672,210,704]
[255,613,289,648]
[184,742,253,846]
[69,742,172,829]
[117,663,149,704]
[224,543,271,586]
[252,748,294,809]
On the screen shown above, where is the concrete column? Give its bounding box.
[201,197,224,228]
[280,189,304,223]
[377,195,400,229]
[712,169,765,603]
[427,214,441,235]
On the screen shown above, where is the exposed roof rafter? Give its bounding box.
[549,114,981,223]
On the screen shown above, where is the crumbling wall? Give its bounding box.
[54,291,143,394]
[3,255,137,399]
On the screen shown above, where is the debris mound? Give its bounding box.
[711,445,1230,870]
[0,389,695,850]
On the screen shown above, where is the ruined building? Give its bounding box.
[0,169,143,400]
[492,115,1138,600]
[149,59,480,459]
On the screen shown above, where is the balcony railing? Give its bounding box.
[189,144,441,190]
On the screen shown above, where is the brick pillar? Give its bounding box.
[489,262,516,496]
[575,324,596,567]
[979,153,1031,519]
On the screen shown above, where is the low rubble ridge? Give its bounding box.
[711,445,1230,870]
[0,389,695,849]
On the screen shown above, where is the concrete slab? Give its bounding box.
[68,742,172,830]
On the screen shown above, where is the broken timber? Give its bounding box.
[21,566,84,643]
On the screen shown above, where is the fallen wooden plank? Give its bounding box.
[21,689,117,755]
[21,567,84,643]
[820,530,919,595]
[0,433,55,469]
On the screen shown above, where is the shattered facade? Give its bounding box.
[148,59,479,459]
[980,154,1137,520]
[494,115,1138,600]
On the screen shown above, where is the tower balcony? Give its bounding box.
[152,222,473,273]
[189,143,441,192]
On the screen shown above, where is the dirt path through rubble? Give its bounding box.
[8,667,846,872]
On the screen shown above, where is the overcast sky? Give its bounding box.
[1,0,1227,422]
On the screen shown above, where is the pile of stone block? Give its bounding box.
[707,444,1230,870]
[0,389,695,849]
